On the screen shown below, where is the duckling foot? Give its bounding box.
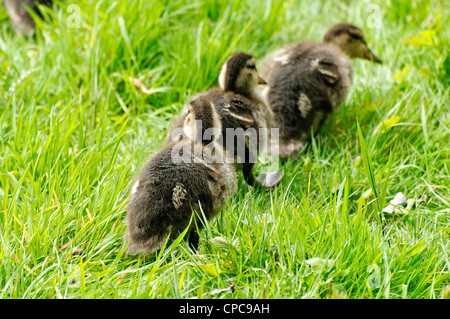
[255,171,284,188]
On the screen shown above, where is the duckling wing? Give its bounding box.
[222,97,255,128]
[314,58,341,85]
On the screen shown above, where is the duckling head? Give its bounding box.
[218,52,266,96]
[183,97,222,145]
[323,23,382,64]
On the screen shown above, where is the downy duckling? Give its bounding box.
[126,98,237,256]
[126,53,280,256]
[260,23,382,159]
[2,0,52,35]
[169,52,283,188]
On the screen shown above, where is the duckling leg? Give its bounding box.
[188,230,199,252]
[241,144,261,187]
[242,162,258,187]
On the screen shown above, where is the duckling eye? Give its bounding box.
[350,34,365,43]
[319,60,334,66]
[247,64,256,69]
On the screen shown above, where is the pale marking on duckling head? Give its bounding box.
[298,93,313,118]
[130,179,140,197]
[218,63,227,91]
[234,57,259,95]
[261,85,270,104]
[172,182,188,210]
[252,84,271,116]
[219,53,255,92]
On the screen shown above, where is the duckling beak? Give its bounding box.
[364,49,383,64]
[258,75,267,85]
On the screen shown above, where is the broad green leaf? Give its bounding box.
[404,36,430,46]
[381,116,401,131]
[404,29,438,47]
[419,30,437,43]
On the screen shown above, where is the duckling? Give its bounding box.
[260,23,382,159]
[126,53,279,256]
[169,52,283,188]
[126,98,237,256]
[2,0,52,35]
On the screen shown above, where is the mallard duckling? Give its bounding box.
[260,23,382,159]
[126,98,237,256]
[169,52,283,188]
[2,0,52,35]
[126,53,280,256]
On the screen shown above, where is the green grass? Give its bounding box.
[0,0,449,299]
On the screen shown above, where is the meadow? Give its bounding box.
[0,0,449,299]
